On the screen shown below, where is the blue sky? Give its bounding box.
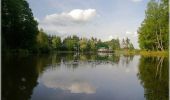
[27,0,149,48]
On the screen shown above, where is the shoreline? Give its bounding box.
[114,50,168,57]
[3,49,169,57]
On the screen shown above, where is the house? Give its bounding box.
[98,47,113,53]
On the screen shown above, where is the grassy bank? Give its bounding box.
[115,50,169,57]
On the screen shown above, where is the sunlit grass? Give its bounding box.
[115,49,168,57]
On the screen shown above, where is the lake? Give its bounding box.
[2,53,168,100]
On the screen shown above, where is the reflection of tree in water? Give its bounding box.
[109,54,120,64]
[51,53,62,66]
[137,56,168,100]
[2,54,56,100]
[120,55,134,66]
[61,53,124,69]
[2,55,39,100]
[45,53,134,70]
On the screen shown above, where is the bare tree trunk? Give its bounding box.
[159,28,164,51]
[155,29,161,50]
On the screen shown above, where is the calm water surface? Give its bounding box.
[2,53,168,100]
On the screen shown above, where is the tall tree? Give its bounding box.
[110,38,120,50]
[36,29,50,53]
[138,0,168,51]
[2,0,38,51]
[52,36,61,50]
[79,38,88,52]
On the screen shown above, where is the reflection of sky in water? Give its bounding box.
[40,69,96,94]
[31,55,144,100]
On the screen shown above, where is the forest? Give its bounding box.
[35,29,134,53]
[2,0,168,54]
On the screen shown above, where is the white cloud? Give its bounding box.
[42,9,96,25]
[125,31,133,35]
[130,0,142,2]
[39,9,97,35]
[125,31,138,37]
[108,35,114,40]
[133,31,138,37]
[68,9,96,21]
[108,35,119,41]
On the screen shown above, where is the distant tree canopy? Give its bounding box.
[138,0,168,51]
[36,29,50,53]
[121,38,134,50]
[52,36,62,50]
[2,0,38,51]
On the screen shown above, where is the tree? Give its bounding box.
[62,36,79,51]
[79,38,88,52]
[110,38,120,50]
[125,38,130,49]
[121,37,132,50]
[52,36,61,50]
[138,0,168,51]
[89,37,97,51]
[129,43,134,50]
[121,38,126,49]
[2,0,38,51]
[37,29,50,53]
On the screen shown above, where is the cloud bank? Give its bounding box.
[41,9,96,26]
[39,9,97,35]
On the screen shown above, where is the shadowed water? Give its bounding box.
[2,53,168,100]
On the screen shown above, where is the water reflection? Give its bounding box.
[41,70,96,94]
[137,56,168,100]
[2,53,168,100]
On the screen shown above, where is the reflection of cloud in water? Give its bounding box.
[41,70,96,94]
[68,83,95,94]
[125,68,130,73]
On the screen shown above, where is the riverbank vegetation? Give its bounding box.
[115,50,168,57]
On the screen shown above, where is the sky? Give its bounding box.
[27,0,149,49]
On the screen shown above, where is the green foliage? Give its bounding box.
[138,0,168,51]
[2,0,38,51]
[36,29,50,53]
[110,38,120,50]
[52,36,61,50]
[63,36,79,51]
[79,38,89,52]
[88,37,97,51]
[121,37,134,50]
[129,43,134,50]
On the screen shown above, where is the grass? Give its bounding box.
[139,50,168,57]
[115,49,169,57]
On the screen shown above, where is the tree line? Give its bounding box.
[36,29,134,53]
[138,0,168,51]
[2,0,134,54]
